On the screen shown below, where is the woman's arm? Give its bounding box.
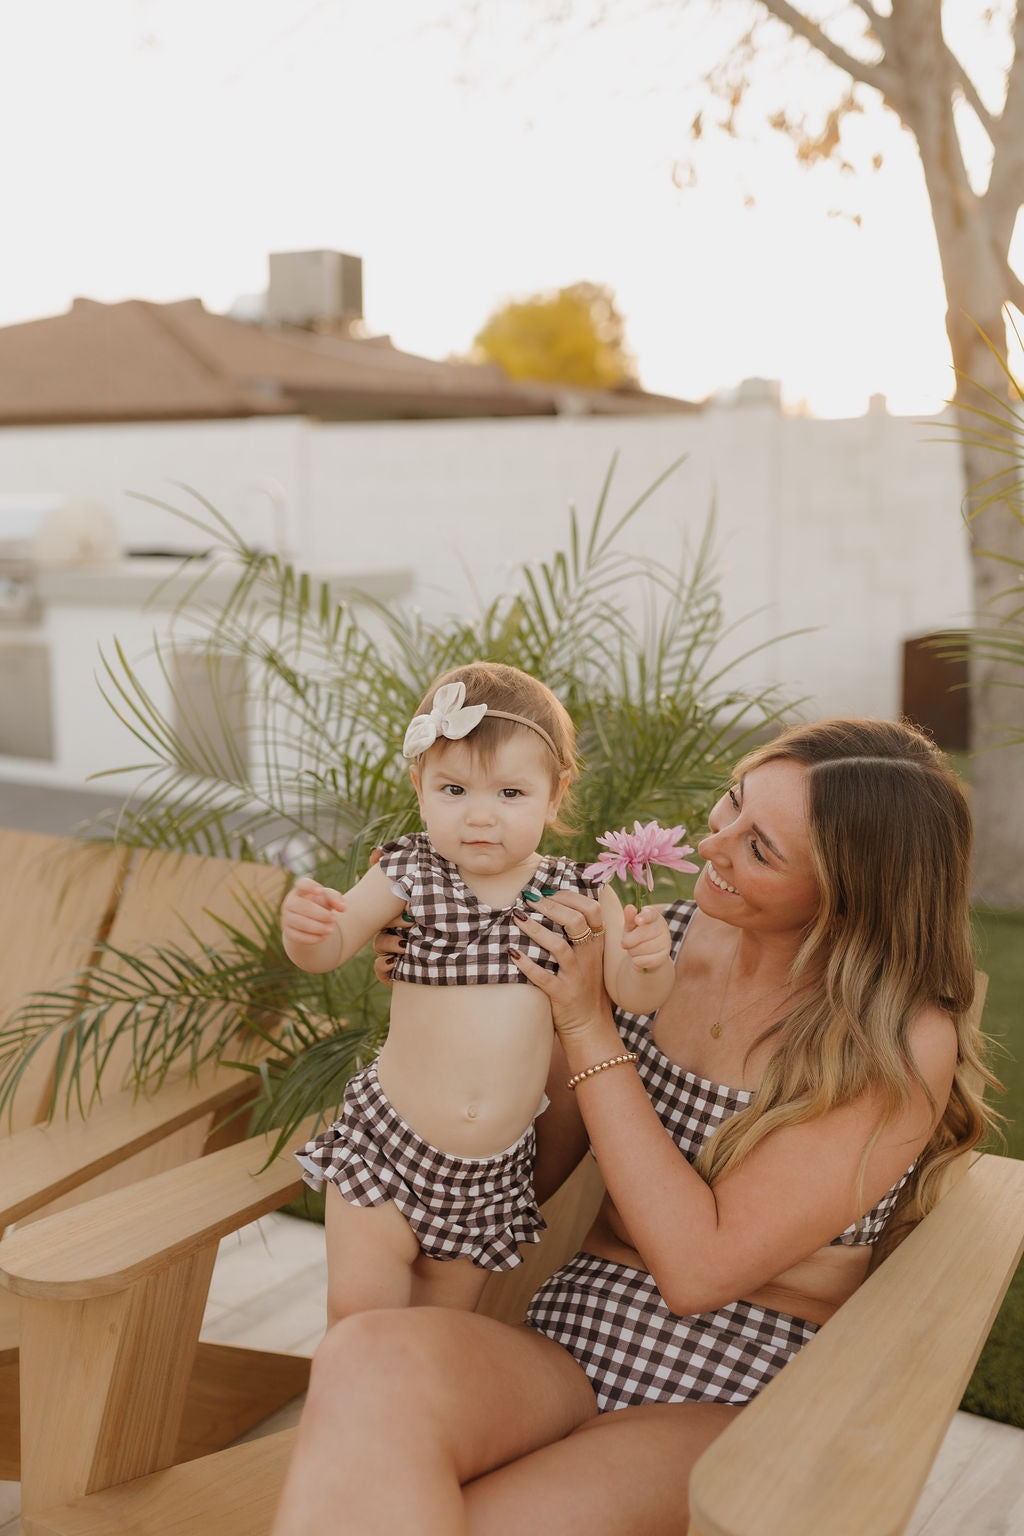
[514,894,957,1316]
[532,1034,591,1205]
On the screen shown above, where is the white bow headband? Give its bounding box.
[402,681,559,760]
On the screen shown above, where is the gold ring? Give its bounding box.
[568,926,594,946]
[589,923,605,937]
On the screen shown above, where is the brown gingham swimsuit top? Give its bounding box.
[377,833,600,986]
[524,899,918,1411]
[619,899,915,1245]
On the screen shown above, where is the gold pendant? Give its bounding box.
[710,1020,722,1039]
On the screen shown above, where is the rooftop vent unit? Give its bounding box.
[266,249,364,330]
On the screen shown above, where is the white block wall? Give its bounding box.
[0,404,970,789]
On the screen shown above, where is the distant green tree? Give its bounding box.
[473,282,640,389]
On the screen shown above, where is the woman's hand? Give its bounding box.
[511,890,617,1047]
[365,846,414,987]
[372,926,405,987]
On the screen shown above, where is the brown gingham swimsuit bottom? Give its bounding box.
[526,899,913,1412]
[296,1063,545,1271]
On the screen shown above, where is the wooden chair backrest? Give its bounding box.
[68,847,290,1111]
[0,831,129,1132]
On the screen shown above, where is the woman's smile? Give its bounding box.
[705,862,738,895]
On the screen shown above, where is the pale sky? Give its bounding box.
[0,0,1013,417]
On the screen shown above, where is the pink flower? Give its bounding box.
[583,820,699,893]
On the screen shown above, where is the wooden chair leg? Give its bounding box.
[176,1342,311,1461]
[19,1244,217,1521]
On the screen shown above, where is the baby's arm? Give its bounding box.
[281,865,406,974]
[598,885,675,1014]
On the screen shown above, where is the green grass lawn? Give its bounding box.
[961,906,1024,1426]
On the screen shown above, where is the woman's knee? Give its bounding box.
[307,1306,457,1418]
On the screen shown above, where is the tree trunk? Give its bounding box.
[890,2,1024,904]
[935,282,1024,905]
[957,338,1024,907]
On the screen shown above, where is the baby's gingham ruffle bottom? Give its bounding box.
[296,1062,545,1270]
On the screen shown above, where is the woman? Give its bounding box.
[271,718,993,1535]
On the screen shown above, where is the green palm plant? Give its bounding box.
[0,457,803,1145]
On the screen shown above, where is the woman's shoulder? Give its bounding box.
[906,1000,959,1090]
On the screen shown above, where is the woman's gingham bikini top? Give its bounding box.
[614,900,914,1247]
[378,833,599,986]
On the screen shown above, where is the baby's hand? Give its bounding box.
[281,877,346,947]
[622,905,672,972]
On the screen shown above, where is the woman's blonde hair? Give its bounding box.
[693,717,998,1255]
[410,662,580,831]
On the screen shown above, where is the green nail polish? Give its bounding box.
[523,890,541,902]
[540,886,558,897]
[400,911,413,923]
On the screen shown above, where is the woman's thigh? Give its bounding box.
[308,1307,600,1482]
[464,1399,744,1536]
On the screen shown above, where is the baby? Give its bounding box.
[283,661,675,1318]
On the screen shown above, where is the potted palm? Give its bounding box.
[0,457,801,1151]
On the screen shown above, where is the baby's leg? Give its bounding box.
[411,1251,491,1311]
[323,1182,421,1324]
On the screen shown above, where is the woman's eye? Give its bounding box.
[750,839,768,865]
[727,788,740,813]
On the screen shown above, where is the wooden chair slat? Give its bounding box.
[0,833,129,1132]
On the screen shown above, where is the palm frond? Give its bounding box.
[10,457,807,1132]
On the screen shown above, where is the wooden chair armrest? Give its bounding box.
[1,1061,259,1229]
[689,1153,1024,1536]
[0,1116,320,1302]
[5,1118,321,1518]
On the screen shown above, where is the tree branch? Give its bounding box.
[847,0,892,52]
[1004,260,1024,318]
[987,6,1024,218]
[949,51,997,140]
[757,0,904,108]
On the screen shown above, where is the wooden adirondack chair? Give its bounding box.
[3,955,1020,1536]
[0,835,294,1480]
[1,1132,1022,1536]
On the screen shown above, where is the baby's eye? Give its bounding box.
[727,787,740,813]
[500,788,523,799]
[441,784,465,797]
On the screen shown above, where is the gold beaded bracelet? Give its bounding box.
[566,1052,639,1091]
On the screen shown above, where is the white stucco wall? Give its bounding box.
[0,404,970,789]
[303,403,970,715]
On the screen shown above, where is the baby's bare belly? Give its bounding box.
[375,980,554,1157]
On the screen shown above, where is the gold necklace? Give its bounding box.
[710,938,794,1039]
[710,937,740,1039]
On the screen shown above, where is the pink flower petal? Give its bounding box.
[587,819,700,890]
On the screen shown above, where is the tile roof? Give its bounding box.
[0,298,699,424]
